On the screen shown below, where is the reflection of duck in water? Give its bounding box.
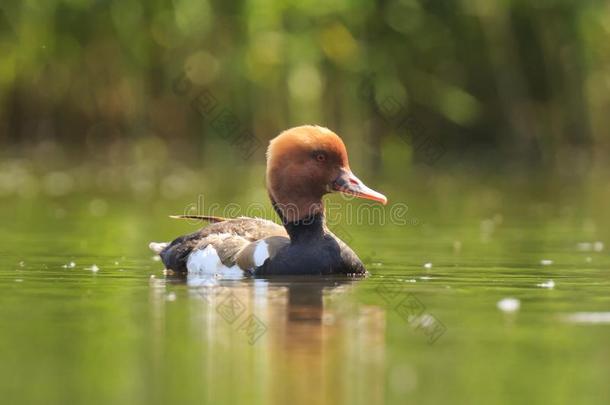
[150,125,387,276]
[153,274,386,404]
[263,278,386,405]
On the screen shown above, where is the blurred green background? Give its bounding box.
[1,0,609,179]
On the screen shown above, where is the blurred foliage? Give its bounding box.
[1,0,610,171]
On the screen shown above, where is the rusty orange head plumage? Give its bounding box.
[266,125,387,222]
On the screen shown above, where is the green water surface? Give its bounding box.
[1,168,609,405]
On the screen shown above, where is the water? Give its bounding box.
[1,169,610,404]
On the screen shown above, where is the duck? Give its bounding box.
[149,125,387,276]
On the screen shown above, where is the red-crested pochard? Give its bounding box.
[149,125,387,276]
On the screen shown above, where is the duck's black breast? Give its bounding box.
[255,232,366,276]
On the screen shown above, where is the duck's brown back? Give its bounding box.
[157,217,288,273]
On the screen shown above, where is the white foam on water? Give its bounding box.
[540,259,553,266]
[497,298,520,313]
[563,312,610,324]
[537,280,555,289]
[86,264,99,273]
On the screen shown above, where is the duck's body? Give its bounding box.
[150,125,386,276]
[153,213,365,275]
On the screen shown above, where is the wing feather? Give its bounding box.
[158,217,289,273]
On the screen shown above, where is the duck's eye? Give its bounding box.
[315,153,327,162]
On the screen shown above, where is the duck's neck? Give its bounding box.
[283,213,326,243]
[271,198,326,243]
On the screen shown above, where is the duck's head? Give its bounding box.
[266,125,387,222]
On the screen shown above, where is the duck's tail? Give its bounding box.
[169,215,227,223]
[149,215,226,256]
[149,242,169,254]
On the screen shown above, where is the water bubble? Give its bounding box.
[166,292,177,302]
[423,262,432,269]
[86,265,99,273]
[497,298,520,313]
[540,259,553,266]
[62,261,76,269]
[577,241,604,252]
[537,280,555,289]
[563,312,610,324]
